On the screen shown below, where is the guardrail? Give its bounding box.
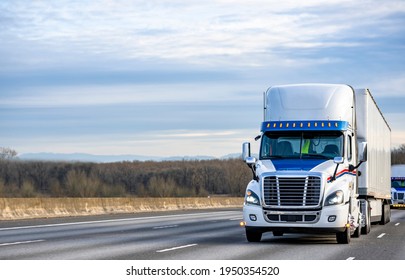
[0,197,244,220]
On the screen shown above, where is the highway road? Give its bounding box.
[0,208,404,260]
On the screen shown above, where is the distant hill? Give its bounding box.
[19,152,241,163]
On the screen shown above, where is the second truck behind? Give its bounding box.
[391,164,405,207]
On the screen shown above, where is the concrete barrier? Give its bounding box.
[0,197,244,220]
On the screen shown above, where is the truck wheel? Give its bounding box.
[386,205,391,223]
[380,203,391,225]
[352,212,362,238]
[353,223,361,238]
[336,227,351,244]
[361,202,371,235]
[246,228,262,242]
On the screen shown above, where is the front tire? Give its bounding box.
[336,227,351,244]
[246,228,262,242]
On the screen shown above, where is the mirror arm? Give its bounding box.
[349,160,364,172]
[330,163,340,182]
[247,162,258,182]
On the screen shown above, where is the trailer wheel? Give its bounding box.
[380,203,391,225]
[336,227,351,244]
[246,228,262,242]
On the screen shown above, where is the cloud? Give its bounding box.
[365,74,405,98]
[0,80,262,109]
[2,0,404,68]
[392,131,405,149]
[5,128,258,157]
[1,0,404,157]
[158,130,239,139]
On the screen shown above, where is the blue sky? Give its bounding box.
[1,0,404,158]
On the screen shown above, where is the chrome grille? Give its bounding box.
[263,176,321,207]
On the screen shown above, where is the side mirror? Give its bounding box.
[333,157,344,164]
[242,142,258,181]
[242,142,251,161]
[349,142,367,173]
[358,142,367,162]
[243,142,257,164]
[330,157,344,182]
[245,157,257,165]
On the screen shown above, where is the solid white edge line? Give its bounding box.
[0,210,241,232]
[156,243,198,253]
[0,239,45,247]
[377,233,386,238]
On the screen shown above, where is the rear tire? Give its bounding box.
[246,228,262,242]
[380,203,391,225]
[362,202,371,235]
[353,221,361,238]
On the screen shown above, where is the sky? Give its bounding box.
[0,0,404,158]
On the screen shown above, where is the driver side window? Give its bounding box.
[347,135,352,162]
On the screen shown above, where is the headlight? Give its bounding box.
[245,189,260,206]
[325,190,344,206]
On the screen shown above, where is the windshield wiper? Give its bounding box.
[261,155,285,159]
[301,154,331,159]
[263,155,282,159]
[262,155,302,160]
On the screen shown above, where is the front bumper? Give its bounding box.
[243,203,349,234]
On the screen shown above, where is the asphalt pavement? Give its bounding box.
[0,208,404,260]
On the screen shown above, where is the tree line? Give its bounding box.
[391,144,405,165]
[0,158,252,198]
[0,144,404,198]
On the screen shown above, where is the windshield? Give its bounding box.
[392,179,405,189]
[260,131,343,160]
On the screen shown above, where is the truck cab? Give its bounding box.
[242,84,390,244]
[391,165,405,207]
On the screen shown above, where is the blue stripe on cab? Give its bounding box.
[271,159,325,171]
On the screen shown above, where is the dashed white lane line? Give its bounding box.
[395,223,400,226]
[377,233,386,239]
[156,243,198,253]
[153,225,178,229]
[0,239,45,247]
[0,211,240,232]
[346,257,355,260]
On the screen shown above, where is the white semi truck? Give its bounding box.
[391,164,405,207]
[242,84,391,244]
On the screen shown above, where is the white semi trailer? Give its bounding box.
[391,164,405,207]
[242,84,391,244]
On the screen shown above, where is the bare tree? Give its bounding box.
[392,144,405,165]
[0,147,17,160]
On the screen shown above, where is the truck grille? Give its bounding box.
[263,176,321,207]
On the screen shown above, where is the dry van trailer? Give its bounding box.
[355,89,391,232]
